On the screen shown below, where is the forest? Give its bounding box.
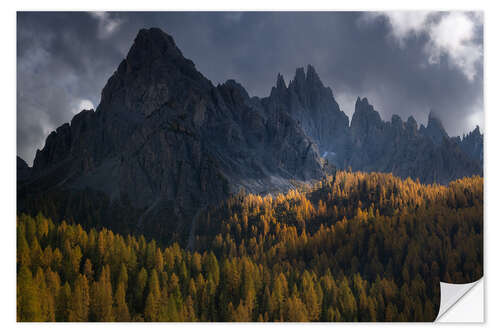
[17,170,483,321]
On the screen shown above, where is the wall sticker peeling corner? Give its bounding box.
[435,278,484,323]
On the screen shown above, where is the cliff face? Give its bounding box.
[264,65,350,163]
[264,70,482,184]
[19,28,325,243]
[18,27,483,243]
[17,156,31,181]
[343,98,482,184]
[458,126,484,165]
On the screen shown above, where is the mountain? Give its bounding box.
[17,156,31,181]
[263,65,350,162]
[17,27,483,243]
[264,72,482,183]
[420,110,449,144]
[458,125,484,164]
[17,28,324,243]
[342,98,482,183]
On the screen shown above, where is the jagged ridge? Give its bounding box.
[17,27,483,243]
[18,28,325,243]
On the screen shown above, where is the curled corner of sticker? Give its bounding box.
[435,278,484,322]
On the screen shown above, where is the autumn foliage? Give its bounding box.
[17,171,483,321]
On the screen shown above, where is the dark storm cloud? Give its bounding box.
[17,11,483,165]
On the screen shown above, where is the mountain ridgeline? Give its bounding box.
[17,28,483,244]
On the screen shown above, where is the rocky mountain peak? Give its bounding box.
[427,109,445,128]
[127,28,183,66]
[123,27,207,84]
[270,73,288,98]
[99,27,212,117]
[276,73,287,90]
[218,79,251,106]
[406,116,418,133]
[471,125,482,136]
[266,64,349,154]
[423,109,449,144]
[305,64,322,86]
[292,67,307,87]
[462,125,482,142]
[351,97,382,130]
[355,96,368,108]
[459,125,483,164]
[391,114,404,130]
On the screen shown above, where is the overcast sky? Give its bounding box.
[17,11,484,165]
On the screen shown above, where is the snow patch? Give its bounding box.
[322,151,336,158]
